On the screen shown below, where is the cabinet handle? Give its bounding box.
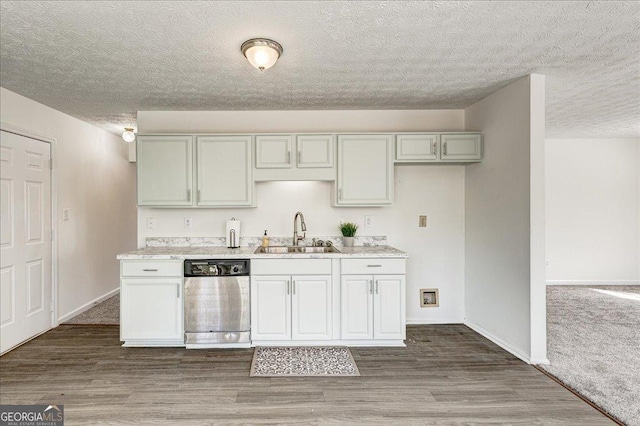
[297,151,301,164]
[367,264,382,268]
[369,280,373,294]
[187,189,191,202]
[338,188,343,200]
[197,189,201,202]
[375,280,379,294]
[443,142,447,156]
[177,284,180,298]
[287,280,290,295]
[142,269,158,272]
[287,150,291,164]
[293,281,296,295]
[432,141,437,155]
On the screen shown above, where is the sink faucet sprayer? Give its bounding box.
[293,211,307,246]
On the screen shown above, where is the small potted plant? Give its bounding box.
[339,222,358,247]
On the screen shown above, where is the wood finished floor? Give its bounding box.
[0,325,612,425]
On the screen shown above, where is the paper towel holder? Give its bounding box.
[227,217,240,249]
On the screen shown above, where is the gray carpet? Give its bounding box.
[64,294,120,325]
[542,285,640,425]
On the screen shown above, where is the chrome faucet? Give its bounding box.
[292,211,307,246]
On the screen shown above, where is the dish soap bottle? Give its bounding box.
[262,230,269,248]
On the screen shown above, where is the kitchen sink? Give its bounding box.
[254,246,341,254]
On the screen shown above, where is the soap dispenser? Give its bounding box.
[262,230,270,248]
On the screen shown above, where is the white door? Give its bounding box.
[336,135,394,205]
[440,134,482,161]
[1,130,52,353]
[292,275,332,340]
[136,135,193,206]
[373,275,406,340]
[296,135,335,168]
[395,134,439,162]
[251,276,291,341]
[196,136,253,206]
[340,275,373,340]
[120,278,183,341]
[255,135,293,168]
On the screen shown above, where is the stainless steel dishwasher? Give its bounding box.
[183,259,250,348]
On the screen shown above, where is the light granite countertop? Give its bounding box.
[117,245,408,260]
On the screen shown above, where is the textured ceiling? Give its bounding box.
[1,1,639,138]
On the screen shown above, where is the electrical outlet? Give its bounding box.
[63,209,70,221]
[545,260,550,267]
[419,215,427,227]
[339,217,345,226]
[146,217,156,229]
[364,215,373,228]
[184,217,192,228]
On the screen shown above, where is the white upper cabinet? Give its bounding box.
[196,136,253,207]
[137,135,193,206]
[440,133,483,162]
[255,135,293,168]
[395,133,482,163]
[296,135,335,168]
[336,135,394,206]
[395,134,439,162]
[254,134,336,181]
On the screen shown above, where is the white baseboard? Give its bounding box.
[546,280,640,286]
[58,287,119,323]
[406,318,463,325]
[530,357,550,365]
[464,320,531,364]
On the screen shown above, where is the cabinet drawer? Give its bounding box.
[341,258,406,275]
[121,260,183,277]
[251,259,331,275]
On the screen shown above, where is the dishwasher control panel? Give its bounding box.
[184,259,250,277]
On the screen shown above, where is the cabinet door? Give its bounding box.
[296,135,335,168]
[291,275,332,340]
[341,275,373,340]
[336,135,394,205]
[251,276,291,340]
[137,136,193,206]
[395,134,439,162]
[196,136,253,206]
[373,275,406,340]
[121,278,183,341]
[440,134,482,162]
[255,135,293,168]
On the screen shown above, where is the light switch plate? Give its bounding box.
[364,215,373,228]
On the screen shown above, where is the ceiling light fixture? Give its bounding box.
[122,127,136,143]
[241,38,283,71]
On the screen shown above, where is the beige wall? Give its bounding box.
[0,87,137,321]
[464,75,547,363]
[138,109,467,324]
[546,138,640,284]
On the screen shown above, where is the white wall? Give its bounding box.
[138,110,466,324]
[0,87,137,321]
[464,75,546,363]
[546,138,640,284]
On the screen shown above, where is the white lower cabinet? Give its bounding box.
[341,274,405,341]
[340,258,406,342]
[251,274,332,341]
[120,278,183,344]
[120,260,184,346]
